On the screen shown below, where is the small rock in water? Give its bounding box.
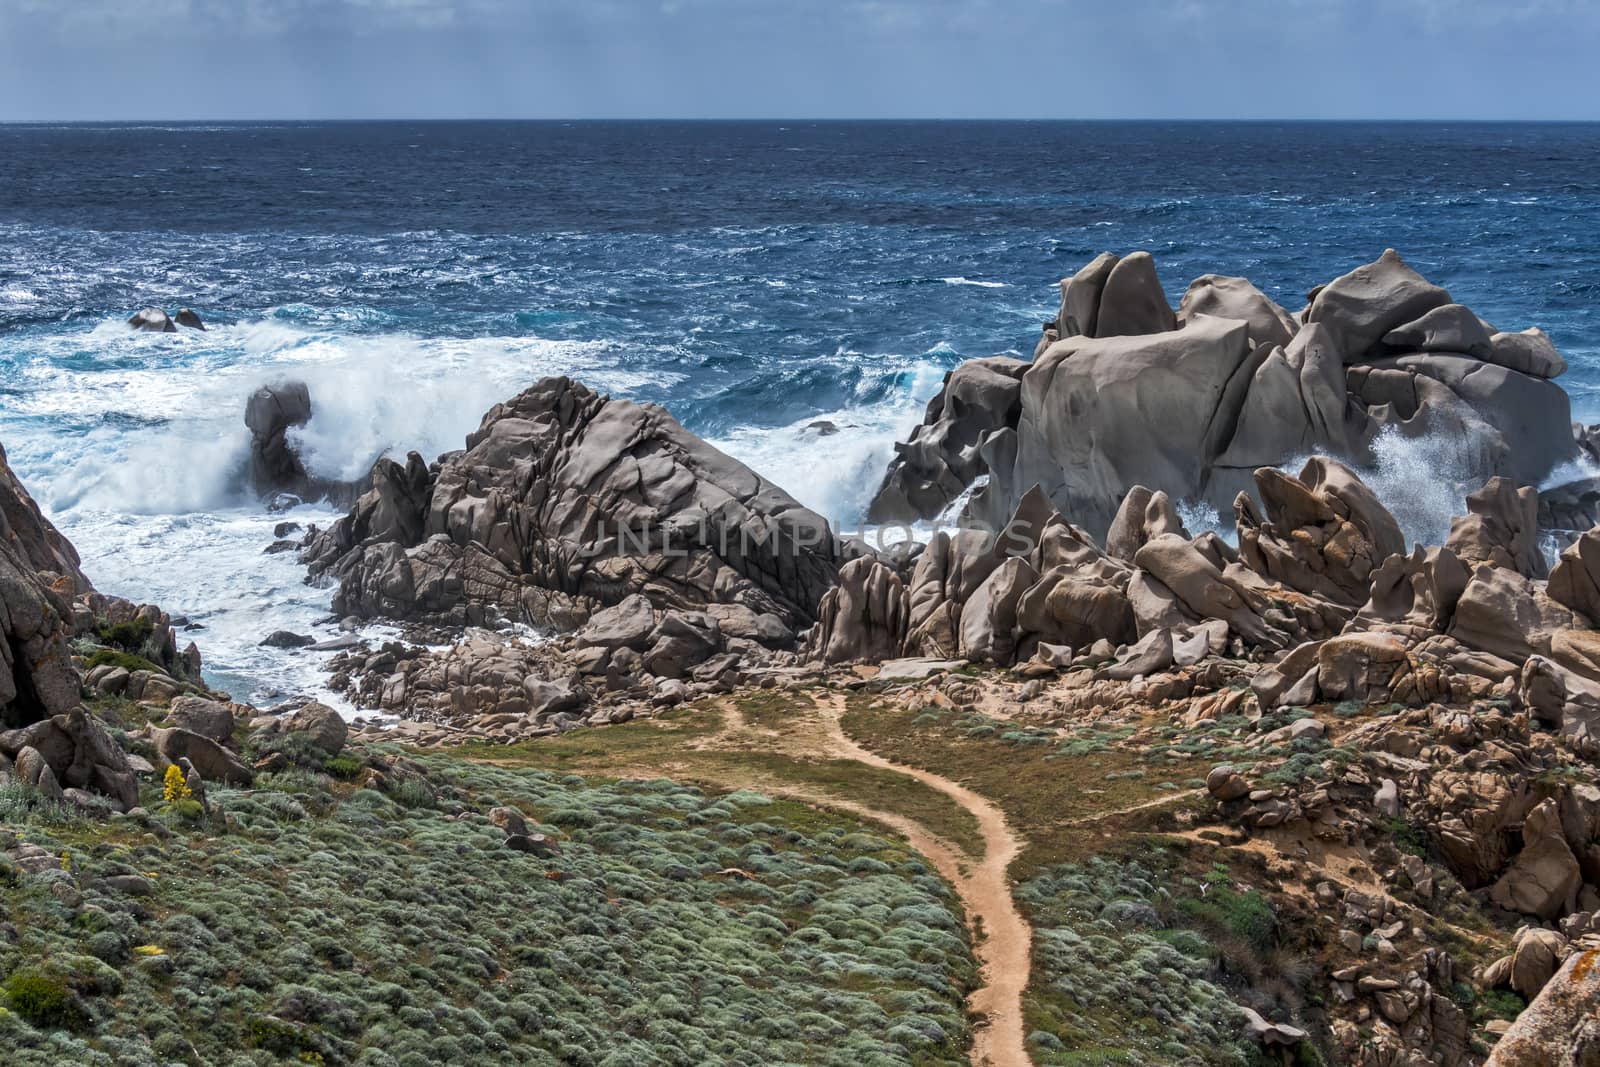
[262,539,298,555]
[806,420,840,436]
[260,630,316,649]
[266,491,303,513]
[127,307,176,332]
[273,521,301,538]
[174,308,206,330]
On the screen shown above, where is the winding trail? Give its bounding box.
[811,695,1033,1067]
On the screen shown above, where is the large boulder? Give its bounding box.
[128,307,177,333]
[879,251,1578,540]
[1485,945,1600,1066]
[151,727,253,786]
[282,701,348,756]
[1549,527,1600,625]
[1490,799,1583,921]
[165,696,237,744]
[806,556,909,664]
[305,377,842,630]
[983,313,1255,539]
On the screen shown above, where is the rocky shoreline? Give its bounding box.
[4,249,1600,1064]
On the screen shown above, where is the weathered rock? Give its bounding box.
[806,557,909,664]
[305,377,840,630]
[1305,248,1451,362]
[282,702,348,756]
[990,313,1255,539]
[867,356,1028,523]
[1054,251,1119,339]
[128,307,177,333]
[1207,764,1251,802]
[1383,303,1493,359]
[1316,632,1409,703]
[1490,798,1583,920]
[1549,526,1600,626]
[1094,251,1177,337]
[1450,565,1576,665]
[1510,928,1571,1000]
[173,308,206,331]
[1485,945,1600,1066]
[576,595,657,651]
[246,381,314,499]
[1104,485,1187,564]
[1178,274,1297,348]
[150,727,253,786]
[260,630,315,649]
[1488,327,1568,380]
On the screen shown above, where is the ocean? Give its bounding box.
[3,120,1600,704]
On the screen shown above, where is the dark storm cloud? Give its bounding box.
[0,0,1595,119]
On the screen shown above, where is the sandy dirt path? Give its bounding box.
[811,695,1033,1067]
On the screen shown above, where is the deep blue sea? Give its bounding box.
[3,120,1600,702]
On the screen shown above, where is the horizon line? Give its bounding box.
[4,116,1600,125]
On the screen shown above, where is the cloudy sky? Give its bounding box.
[0,0,1595,120]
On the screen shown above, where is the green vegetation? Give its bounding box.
[92,617,154,653]
[82,649,163,676]
[1018,855,1269,1066]
[0,750,977,1066]
[458,700,987,860]
[841,698,1210,874]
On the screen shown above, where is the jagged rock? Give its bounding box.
[1316,632,1409,703]
[994,313,1254,539]
[1355,545,1470,635]
[1445,477,1546,578]
[305,377,839,630]
[884,251,1579,538]
[806,557,909,664]
[1490,798,1583,920]
[1485,945,1600,1066]
[173,308,206,331]
[165,696,237,744]
[1450,565,1577,664]
[1239,456,1405,608]
[127,307,177,333]
[641,611,722,679]
[960,556,1038,664]
[867,357,1027,523]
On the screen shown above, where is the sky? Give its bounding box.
[0,0,1596,121]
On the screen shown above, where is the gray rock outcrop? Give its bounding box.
[868,249,1580,540]
[304,376,842,631]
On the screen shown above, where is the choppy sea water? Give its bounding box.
[3,120,1600,704]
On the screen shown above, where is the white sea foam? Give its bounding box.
[710,359,948,525]
[15,316,684,707]
[941,277,1007,288]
